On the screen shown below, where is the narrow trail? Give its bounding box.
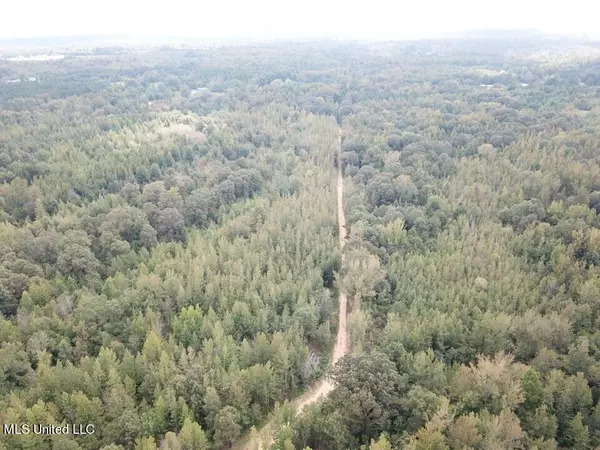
[239,127,348,449]
[296,127,348,411]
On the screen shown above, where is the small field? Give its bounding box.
[157,123,207,142]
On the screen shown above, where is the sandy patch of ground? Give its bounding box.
[157,123,207,142]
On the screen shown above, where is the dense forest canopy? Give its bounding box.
[1,36,600,449]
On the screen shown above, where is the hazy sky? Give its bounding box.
[1,0,599,40]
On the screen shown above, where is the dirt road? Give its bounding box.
[240,128,347,449]
[296,128,347,411]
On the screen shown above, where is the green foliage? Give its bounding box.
[566,413,590,450]
[213,406,242,448]
[522,369,544,411]
[2,36,600,450]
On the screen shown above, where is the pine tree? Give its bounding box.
[566,413,590,450]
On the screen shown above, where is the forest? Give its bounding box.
[1,35,600,449]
